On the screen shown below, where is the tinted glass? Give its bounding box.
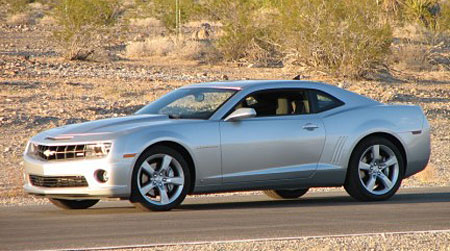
[231,89,311,117]
[310,90,343,112]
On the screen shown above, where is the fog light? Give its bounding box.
[95,170,109,183]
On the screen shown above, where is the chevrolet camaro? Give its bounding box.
[23,80,431,211]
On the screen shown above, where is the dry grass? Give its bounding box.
[172,40,221,63]
[126,36,175,57]
[28,2,47,12]
[184,20,222,28]
[129,17,162,27]
[126,35,220,63]
[392,43,434,71]
[4,1,46,26]
[392,24,450,72]
[39,15,57,26]
[6,12,36,25]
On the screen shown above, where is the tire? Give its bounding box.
[130,145,191,211]
[344,136,404,201]
[264,188,309,199]
[49,198,99,209]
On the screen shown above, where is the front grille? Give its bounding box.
[35,144,87,161]
[29,175,88,188]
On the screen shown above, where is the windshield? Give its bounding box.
[136,88,238,119]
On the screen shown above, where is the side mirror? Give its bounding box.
[224,108,256,122]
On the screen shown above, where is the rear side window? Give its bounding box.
[310,90,344,113]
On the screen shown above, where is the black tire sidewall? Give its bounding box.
[345,137,405,201]
[274,188,309,199]
[49,198,99,209]
[130,145,191,211]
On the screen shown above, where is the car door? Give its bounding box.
[219,89,326,183]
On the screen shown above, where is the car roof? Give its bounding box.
[187,80,330,90]
[186,80,380,107]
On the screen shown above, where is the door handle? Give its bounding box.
[302,123,319,131]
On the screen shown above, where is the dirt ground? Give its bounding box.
[118,231,450,251]
[0,21,449,205]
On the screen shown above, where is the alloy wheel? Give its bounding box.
[137,154,185,205]
[358,144,399,195]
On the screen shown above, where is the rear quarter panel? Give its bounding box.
[317,104,429,184]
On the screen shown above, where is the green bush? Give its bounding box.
[52,0,121,60]
[404,0,441,29]
[200,0,392,77]
[437,1,450,32]
[277,0,393,78]
[200,0,281,64]
[379,0,450,33]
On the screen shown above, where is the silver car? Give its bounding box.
[23,80,430,211]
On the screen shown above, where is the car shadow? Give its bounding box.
[177,191,450,211]
[48,191,450,215]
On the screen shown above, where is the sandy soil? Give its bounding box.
[116,231,450,251]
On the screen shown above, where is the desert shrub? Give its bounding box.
[200,0,391,74]
[3,0,34,14]
[129,17,162,27]
[404,0,441,29]
[133,0,200,32]
[39,15,56,25]
[173,39,221,63]
[3,0,46,26]
[433,0,450,32]
[51,0,121,60]
[392,23,450,71]
[380,0,406,17]
[277,0,393,78]
[6,12,35,25]
[126,35,220,63]
[126,35,175,57]
[200,0,281,65]
[392,41,434,71]
[381,0,450,33]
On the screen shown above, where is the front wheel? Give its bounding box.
[49,198,99,209]
[344,136,404,201]
[264,188,309,199]
[130,146,191,211]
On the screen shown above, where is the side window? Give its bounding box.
[310,90,343,113]
[231,89,312,117]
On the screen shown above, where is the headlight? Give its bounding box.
[24,141,32,155]
[84,143,112,158]
[27,142,38,155]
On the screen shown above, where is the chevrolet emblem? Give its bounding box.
[43,149,56,157]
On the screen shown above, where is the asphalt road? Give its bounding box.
[1,187,449,250]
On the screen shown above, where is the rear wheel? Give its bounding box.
[49,198,99,209]
[344,136,404,201]
[130,146,191,211]
[264,188,309,199]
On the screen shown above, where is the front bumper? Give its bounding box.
[23,154,134,199]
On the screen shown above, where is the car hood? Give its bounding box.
[32,114,172,144]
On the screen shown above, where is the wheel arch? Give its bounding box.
[348,132,407,173]
[133,140,197,194]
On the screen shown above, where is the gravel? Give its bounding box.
[116,231,450,251]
